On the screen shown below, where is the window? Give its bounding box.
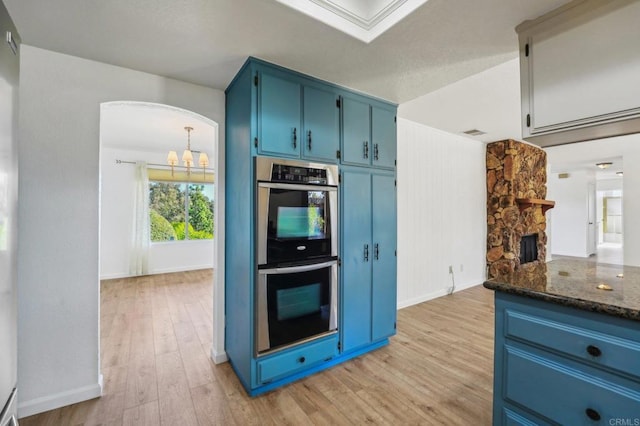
[149,181,214,242]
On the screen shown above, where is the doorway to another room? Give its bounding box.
[98,102,224,417]
[596,191,623,265]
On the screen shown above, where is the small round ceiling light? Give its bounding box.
[596,162,612,169]
[616,171,623,176]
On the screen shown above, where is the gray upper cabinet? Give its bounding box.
[518,0,640,147]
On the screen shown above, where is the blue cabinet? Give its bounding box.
[492,292,640,425]
[302,85,339,162]
[226,57,397,396]
[342,96,396,169]
[257,67,339,162]
[258,70,301,157]
[371,173,397,340]
[341,167,397,353]
[371,106,397,169]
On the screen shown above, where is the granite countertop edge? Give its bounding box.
[483,281,640,322]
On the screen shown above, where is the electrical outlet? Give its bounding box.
[448,265,453,274]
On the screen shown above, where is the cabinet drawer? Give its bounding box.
[257,336,338,384]
[505,309,640,379]
[504,345,640,424]
[502,406,550,426]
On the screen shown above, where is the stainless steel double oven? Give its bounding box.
[255,157,338,355]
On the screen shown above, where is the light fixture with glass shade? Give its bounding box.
[198,152,209,177]
[167,150,179,176]
[166,126,210,176]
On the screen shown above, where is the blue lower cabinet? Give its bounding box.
[501,405,550,426]
[492,293,640,425]
[257,336,338,384]
[341,167,397,354]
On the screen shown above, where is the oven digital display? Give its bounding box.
[276,206,325,239]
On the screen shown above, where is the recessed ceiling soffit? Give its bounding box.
[275,0,428,43]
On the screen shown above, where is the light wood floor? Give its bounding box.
[20,271,495,425]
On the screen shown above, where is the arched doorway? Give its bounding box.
[98,101,225,377]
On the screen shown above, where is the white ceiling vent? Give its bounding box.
[275,0,429,43]
[463,129,487,136]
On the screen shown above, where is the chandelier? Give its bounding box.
[167,126,209,176]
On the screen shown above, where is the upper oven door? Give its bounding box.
[256,158,338,267]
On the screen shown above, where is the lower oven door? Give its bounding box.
[256,260,338,355]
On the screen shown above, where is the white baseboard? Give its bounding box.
[397,280,483,310]
[18,375,103,418]
[100,265,215,280]
[210,345,228,364]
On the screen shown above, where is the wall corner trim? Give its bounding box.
[18,375,103,418]
[210,346,228,364]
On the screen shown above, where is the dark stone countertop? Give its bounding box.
[483,258,640,321]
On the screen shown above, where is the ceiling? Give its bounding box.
[4,0,569,104]
[100,102,216,153]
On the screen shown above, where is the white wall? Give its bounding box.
[546,134,640,266]
[18,45,225,417]
[396,119,486,308]
[546,170,594,257]
[399,58,522,144]
[100,146,215,279]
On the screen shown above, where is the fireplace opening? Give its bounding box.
[520,234,538,264]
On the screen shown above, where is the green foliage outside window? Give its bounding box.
[149,181,214,242]
[150,209,177,241]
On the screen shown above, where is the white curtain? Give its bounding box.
[130,161,150,276]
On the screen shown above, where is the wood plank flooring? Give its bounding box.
[20,271,495,425]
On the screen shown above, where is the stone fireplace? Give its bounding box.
[486,139,554,278]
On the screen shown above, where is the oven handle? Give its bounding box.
[257,182,337,192]
[258,260,337,275]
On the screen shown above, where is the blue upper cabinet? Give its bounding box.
[342,95,396,169]
[257,66,339,162]
[371,106,397,169]
[302,85,339,162]
[342,96,396,169]
[342,97,371,167]
[258,70,301,158]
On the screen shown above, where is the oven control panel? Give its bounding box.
[271,164,328,184]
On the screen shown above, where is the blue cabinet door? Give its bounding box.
[259,71,301,157]
[342,97,371,166]
[371,172,397,341]
[341,169,373,353]
[371,106,396,169]
[302,85,339,163]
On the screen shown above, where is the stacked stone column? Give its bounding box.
[486,139,548,278]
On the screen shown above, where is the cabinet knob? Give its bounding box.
[298,356,306,364]
[585,408,601,421]
[586,345,602,357]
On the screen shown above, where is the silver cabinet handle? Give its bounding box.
[258,260,337,275]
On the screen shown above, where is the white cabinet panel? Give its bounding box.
[519,0,640,146]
